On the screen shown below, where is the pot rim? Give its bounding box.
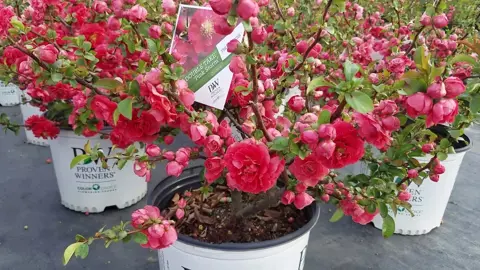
[453,134,472,154]
[148,166,320,251]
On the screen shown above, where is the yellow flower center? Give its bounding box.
[201,19,214,39]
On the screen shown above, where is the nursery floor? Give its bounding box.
[1,105,480,270]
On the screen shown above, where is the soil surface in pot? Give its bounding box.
[161,185,308,244]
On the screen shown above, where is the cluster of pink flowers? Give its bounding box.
[131,205,177,249]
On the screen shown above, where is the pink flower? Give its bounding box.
[387,57,406,74]
[295,183,307,193]
[407,169,419,178]
[190,124,208,144]
[241,120,256,135]
[205,157,225,183]
[352,209,378,225]
[426,99,458,127]
[128,5,148,23]
[34,44,59,64]
[353,113,392,150]
[205,135,223,155]
[236,0,259,20]
[317,124,336,140]
[398,191,411,202]
[296,40,309,54]
[177,199,187,208]
[281,190,295,205]
[289,154,329,186]
[287,7,295,16]
[434,163,446,174]
[433,14,449,28]
[134,160,151,182]
[146,145,161,157]
[163,151,175,161]
[288,95,306,113]
[300,130,319,145]
[427,81,446,99]
[166,161,184,177]
[131,205,161,228]
[405,93,433,118]
[24,115,60,140]
[369,73,379,84]
[189,10,223,54]
[214,14,235,35]
[420,13,431,26]
[93,1,109,13]
[225,139,285,194]
[90,95,117,125]
[175,148,191,165]
[142,224,177,249]
[315,140,336,159]
[375,100,398,116]
[430,174,440,182]
[294,192,315,210]
[209,0,233,15]
[179,89,195,107]
[444,77,466,98]
[252,26,267,44]
[161,0,176,15]
[217,120,232,138]
[381,116,400,131]
[149,25,162,39]
[229,56,247,74]
[318,121,365,169]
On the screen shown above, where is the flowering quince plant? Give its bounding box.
[0,0,478,265]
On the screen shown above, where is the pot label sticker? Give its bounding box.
[170,5,245,110]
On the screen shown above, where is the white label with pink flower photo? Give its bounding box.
[170,5,245,110]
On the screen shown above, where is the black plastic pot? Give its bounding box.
[148,166,320,251]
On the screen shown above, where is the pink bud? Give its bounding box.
[300,130,319,145]
[398,191,411,202]
[251,26,267,44]
[148,25,162,39]
[241,120,256,135]
[227,39,240,53]
[161,0,177,15]
[236,0,260,20]
[163,151,175,161]
[430,174,440,182]
[420,13,431,26]
[315,140,336,159]
[107,16,121,30]
[287,95,305,113]
[294,192,314,210]
[444,77,466,98]
[295,183,307,193]
[166,161,184,177]
[427,81,446,99]
[407,169,419,179]
[381,116,400,131]
[296,40,309,54]
[128,4,148,23]
[175,209,185,219]
[281,190,295,205]
[321,194,330,202]
[209,0,233,15]
[249,17,260,28]
[433,14,449,28]
[164,135,174,145]
[213,15,234,35]
[146,144,161,157]
[229,56,247,74]
[422,143,435,153]
[287,7,295,17]
[368,73,379,84]
[178,198,187,208]
[34,44,59,64]
[434,163,445,174]
[317,124,336,140]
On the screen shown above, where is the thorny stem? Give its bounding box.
[330,99,347,122]
[223,109,249,138]
[405,26,425,55]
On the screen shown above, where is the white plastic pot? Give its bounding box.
[18,91,48,146]
[0,82,20,106]
[49,130,147,213]
[149,166,320,270]
[372,136,472,235]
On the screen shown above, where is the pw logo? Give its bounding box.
[72,147,113,165]
[208,78,220,93]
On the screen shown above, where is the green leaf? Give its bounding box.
[82,42,92,52]
[307,77,333,94]
[345,91,374,113]
[270,137,289,151]
[437,152,448,161]
[317,110,331,125]
[129,80,140,96]
[133,232,148,244]
[51,73,63,83]
[242,21,253,32]
[329,208,344,222]
[94,78,122,90]
[10,17,25,31]
[379,203,389,218]
[118,98,133,120]
[344,60,360,81]
[273,21,285,32]
[74,244,89,259]
[113,108,120,125]
[63,242,83,265]
[414,46,428,71]
[470,95,480,114]
[449,129,463,139]
[382,215,395,238]
[146,38,157,55]
[117,159,128,170]
[450,54,476,65]
[75,234,86,242]
[440,138,450,149]
[70,154,89,169]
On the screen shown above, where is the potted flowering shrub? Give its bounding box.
[0,0,476,268]
[0,1,147,213]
